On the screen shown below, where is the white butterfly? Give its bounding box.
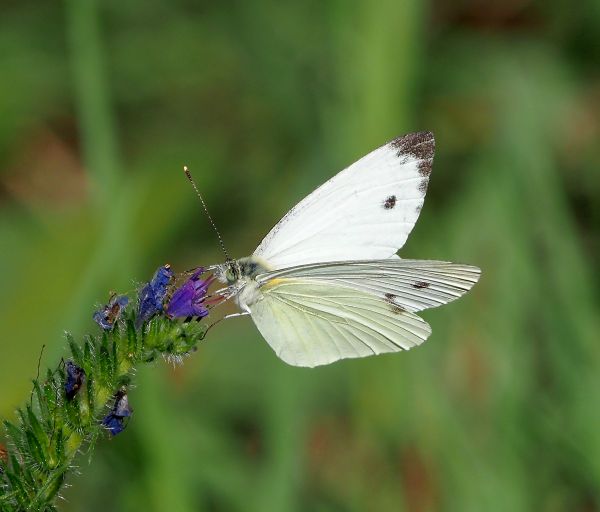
[211,132,480,367]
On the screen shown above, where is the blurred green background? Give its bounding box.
[1,0,599,510]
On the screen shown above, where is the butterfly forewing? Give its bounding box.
[256,259,481,313]
[253,132,435,269]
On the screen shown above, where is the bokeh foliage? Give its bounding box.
[1,0,599,511]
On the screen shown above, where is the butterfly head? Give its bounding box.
[213,257,271,285]
[212,260,241,285]
[224,262,240,284]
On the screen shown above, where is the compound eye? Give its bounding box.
[225,268,236,283]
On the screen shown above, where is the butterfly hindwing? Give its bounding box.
[250,277,432,367]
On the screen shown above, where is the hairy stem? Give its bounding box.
[0,297,206,512]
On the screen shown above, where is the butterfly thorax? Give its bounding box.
[214,256,273,312]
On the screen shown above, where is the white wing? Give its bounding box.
[257,259,481,313]
[253,132,435,269]
[250,279,432,368]
[249,259,480,367]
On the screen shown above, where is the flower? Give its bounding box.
[101,390,132,436]
[136,264,174,326]
[64,361,86,401]
[93,295,129,330]
[166,268,214,319]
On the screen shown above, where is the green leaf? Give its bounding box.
[66,333,83,364]
[26,406,49,461]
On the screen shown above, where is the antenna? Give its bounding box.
[183,166,231,262]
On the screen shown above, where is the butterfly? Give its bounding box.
[205,131,480,367]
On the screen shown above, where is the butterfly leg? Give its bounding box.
[203,311,250,337]
[222,311,250,321]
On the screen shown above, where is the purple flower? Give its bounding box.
[93,295,129,330]
[102,390,132,436]
[64,361,85,401]
[137,264,174,327]
[166,268,214,319]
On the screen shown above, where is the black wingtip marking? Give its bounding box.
[389,131,434,159]
[389,131,435,178]
[412,281,430,289]
[383,195,397,210]
[418,161,432,177]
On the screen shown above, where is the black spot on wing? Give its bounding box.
[383,195,396,209]
[412,281,430,289]
[384,292,406,314]
[418,179,429,194]
[389,131,434,178]
[389,303,406,314]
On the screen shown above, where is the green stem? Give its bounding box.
[65,0,119,204]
